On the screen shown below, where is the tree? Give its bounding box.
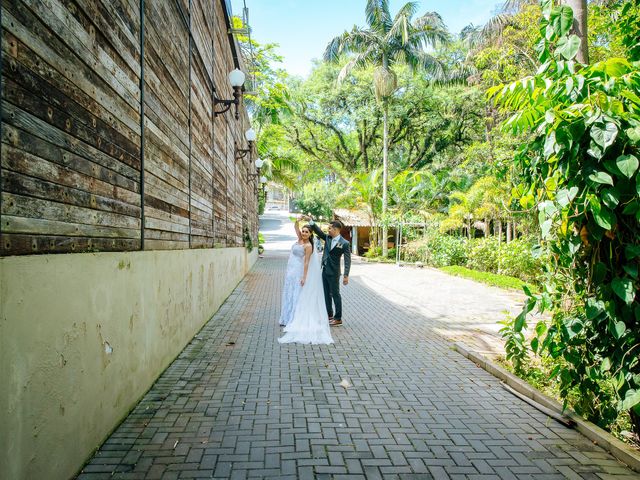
[562,0,589,63]
[323,0,449,257]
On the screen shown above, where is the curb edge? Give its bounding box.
[452,342,640,473]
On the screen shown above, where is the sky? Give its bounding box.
[230,0,504,78]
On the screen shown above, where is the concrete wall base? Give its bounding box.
[0,247,258,479]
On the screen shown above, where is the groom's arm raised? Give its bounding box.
[306,218,327,241]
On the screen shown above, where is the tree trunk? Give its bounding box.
[562,0,589,64]
[506,220,512,243]
[498,221,502,244]
[381,101,389,257]
[362,119,369,171]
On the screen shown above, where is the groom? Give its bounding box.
[306,216,351,326]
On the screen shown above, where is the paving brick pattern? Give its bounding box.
[78,250,639,479]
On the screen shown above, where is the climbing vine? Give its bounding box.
[490,0,640,433]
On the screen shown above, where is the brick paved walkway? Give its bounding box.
[78,215,639,479]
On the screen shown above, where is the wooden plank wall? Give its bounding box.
[0,0,257,256]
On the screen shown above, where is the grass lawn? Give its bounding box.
[440,265,539,293]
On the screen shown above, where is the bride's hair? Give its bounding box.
[302,224,315,245]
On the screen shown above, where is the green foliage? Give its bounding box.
[467,3,543,87]
[441,265,539,292]
[243,226,253,252]
[499,315,531,376]
[403,233,468,267]
[440,176,509,237]
[491,0,640,433]
[295,181,340,219]
[364,247,382,258]
[589,0,640,63]
[467,236,543,284]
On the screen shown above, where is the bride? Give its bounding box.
[278,219,334,345]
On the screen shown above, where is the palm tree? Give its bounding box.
[324,0,449,257]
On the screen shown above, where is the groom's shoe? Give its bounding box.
[329,319,343,327]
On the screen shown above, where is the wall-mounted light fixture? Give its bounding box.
[248,158,266,195]
[214,69,246,120]
[235,128,256,161]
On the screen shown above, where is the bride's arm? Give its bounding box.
[294,217,302,241]
[300,243,313,286]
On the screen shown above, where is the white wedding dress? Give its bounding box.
[278,238,334,345]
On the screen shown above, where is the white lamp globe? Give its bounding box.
[260,176,267,184]
[245,128,257,142]
[228,69,246,88]
[254,158,264,169]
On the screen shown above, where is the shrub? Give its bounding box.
[467,236,543,284]
[467,237,500,273]
[403,234,467,267]
[365,247,382,258]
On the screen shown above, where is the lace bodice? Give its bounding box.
[279,242,306,326]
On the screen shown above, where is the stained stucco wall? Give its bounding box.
[0,247,258,479]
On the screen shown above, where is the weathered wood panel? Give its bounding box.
[1,0,142,255]
[142,0,189,249]
[0,0,257,256]
[212,0,234,247]
[189,0,214,249]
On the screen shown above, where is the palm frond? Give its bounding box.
[337,47,377,83]
[398,48,445,77]
[501,0,534,14]
[386,2,419,44]
[459,23,483,49]
[323,27,379,63]
[432,63,479,86]
[365,0,393,33]
[481,13,516,40]
[413,12,448,37]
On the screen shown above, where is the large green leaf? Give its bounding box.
[591,122,618,150]
[555,35,581,60]
[549,6,573,37]
[556,186,579,207]
[626,245,640,260]
[623,263,638,279]
[620,389,640,411]
[588,171,614,186]
[627,126,640,143]
[602,188,620,209]
[590,200,615,230]
[586,298,604,320]
[602,58,630,78]
[622,201,639,216]
[514,311,527,332]
[612,277,636,304]
[616,154,639,178]
[608,319,626,339]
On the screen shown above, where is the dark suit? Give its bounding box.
[309,223,351,320]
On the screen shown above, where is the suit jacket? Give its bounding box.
[309,223,351,277]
